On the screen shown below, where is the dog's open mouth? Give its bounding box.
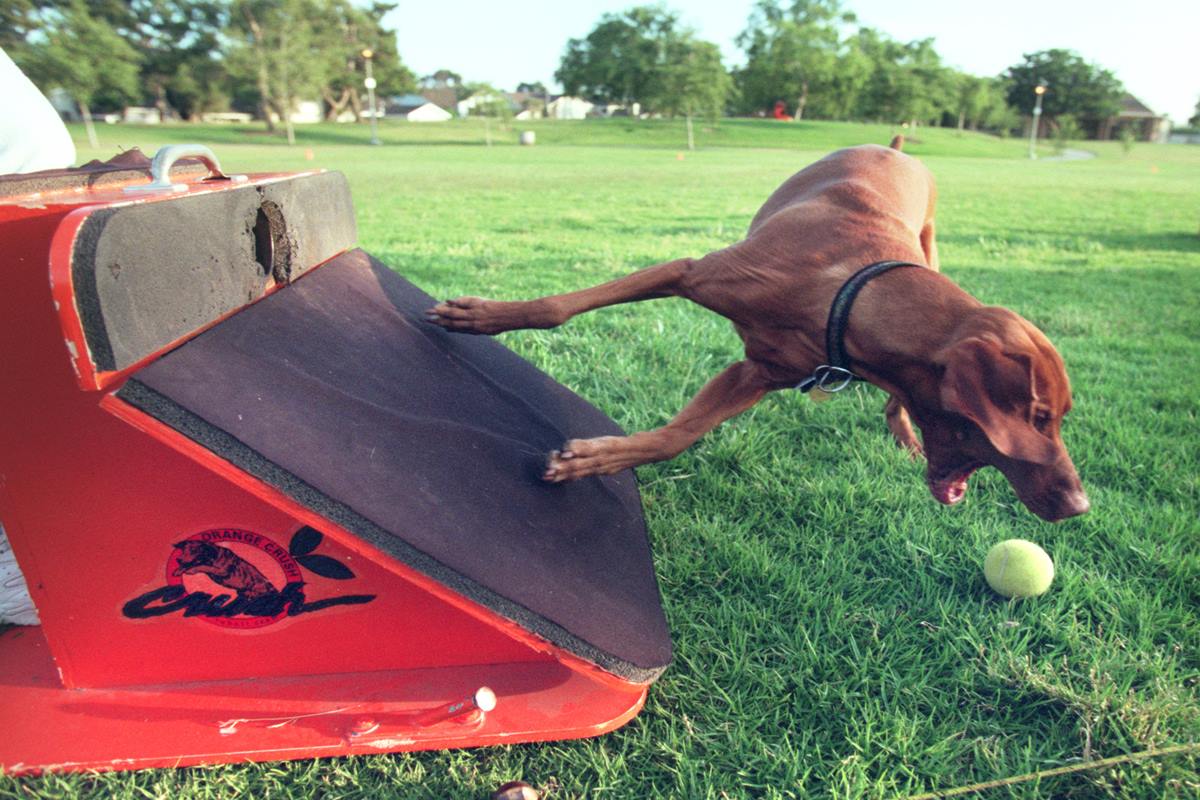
[928,462,983,505]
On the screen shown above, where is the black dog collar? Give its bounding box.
[796,260,923,393]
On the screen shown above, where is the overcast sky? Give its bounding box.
[390,0,1198,124]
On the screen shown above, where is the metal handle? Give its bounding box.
[124,145,247,194]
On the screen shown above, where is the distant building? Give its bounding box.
[419,88,459,114]
[457,91,502,117]
[591,102,641,118]
[201,111,254,124]
[546,96,593,120]
[290,101,322,124]
[387,94,452,122]
[123,106,161,125]
[265,101,322,125]
[1100,94,1171,143]
[506,92,545,120]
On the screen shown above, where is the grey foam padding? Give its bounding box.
[71,171,356,372]
[118,249,673,682]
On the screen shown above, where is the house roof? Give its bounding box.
[392,94,431,109]
[420,88,458,111]
[1119,93,1157,118]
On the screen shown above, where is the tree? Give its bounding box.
[166,60,228,120]
[822,30,872,120]
[15,0,141,147]
[225,0,414,127]
[850,28,908,122]
[315,1,414,122]
[647,35,731,149]
[1,0,40,51]
[846,29,957,126]
[461,82,512,146]
[954,74,985,131]
[1189,97,1200,128]
[734,0,854,120]
[420,69,467,100]
[555,6,679,108]
[516,81,548,95]
[40,0,231,121]
[1003,49,1123,133]
[421,69,463,88]
[228,0,329,142]
[893,38,956,128]
[126,0,228,120]
[954,75,1011,133]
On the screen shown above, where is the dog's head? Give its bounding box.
[172,540,219,574]
[914,307,1088,522]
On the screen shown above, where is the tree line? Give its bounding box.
[6,0,1129,141]
[558,1,1127,136]
[6,0,416,144]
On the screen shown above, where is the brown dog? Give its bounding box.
[426,139,1089,521]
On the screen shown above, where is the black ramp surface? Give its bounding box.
[120,249,672,680]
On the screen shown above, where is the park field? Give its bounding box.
[9,119,1200,798]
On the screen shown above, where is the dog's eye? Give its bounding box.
[1033,411,1053,432]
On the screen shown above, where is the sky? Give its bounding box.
[390,0,1199,124]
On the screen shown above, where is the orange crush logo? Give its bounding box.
[122,527,375,629]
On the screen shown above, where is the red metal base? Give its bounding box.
[1,625,646,775]
[0,161,663,775]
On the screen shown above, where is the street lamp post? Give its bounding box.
[1028,84,1046,159]
[362,49,380,146]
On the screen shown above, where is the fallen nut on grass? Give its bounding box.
[491,780,539,800]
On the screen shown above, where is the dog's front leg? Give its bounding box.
[543,360,772,482]
[884,394,923,457]
[425,258,693,335]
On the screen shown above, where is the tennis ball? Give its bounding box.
[984,539,1054,598]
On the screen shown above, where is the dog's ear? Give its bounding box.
[938,337,1058,465]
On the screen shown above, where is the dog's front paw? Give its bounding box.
[425,297,562,335]
[899,437,924,460]
[542,437,629,483]
[424,297,495,334]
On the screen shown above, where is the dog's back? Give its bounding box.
[678,143,939,363]
[747,144,935,240]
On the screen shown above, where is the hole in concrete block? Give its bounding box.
[252,207,274,278]
[252,200,292,283]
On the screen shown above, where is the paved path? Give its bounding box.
[1042,148,1096,161]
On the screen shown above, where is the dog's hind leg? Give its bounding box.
[885,394,923,456]
[425,258,693,335]
[543,360,772,482]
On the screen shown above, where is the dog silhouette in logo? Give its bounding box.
[172,540,278,599]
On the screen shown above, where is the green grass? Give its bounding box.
[10,120,1200,798]
[70,116,1044,158]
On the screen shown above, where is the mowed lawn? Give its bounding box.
[12,120,1200,798]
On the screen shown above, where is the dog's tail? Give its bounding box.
[889,134,904,151]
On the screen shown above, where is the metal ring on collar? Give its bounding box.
[813,365,856,393]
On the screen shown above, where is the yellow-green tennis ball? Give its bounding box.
[984,539,1054,598]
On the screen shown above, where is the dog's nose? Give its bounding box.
[1055,488,1090,519]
